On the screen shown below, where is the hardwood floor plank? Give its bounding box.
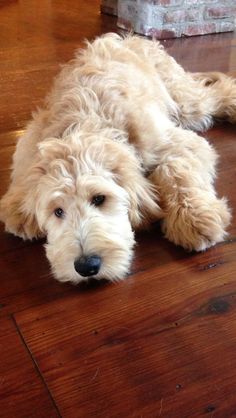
[0,232,78,318]
[163,32,236,73]
[0,316,60,417]
[0,0,117,133]
[15,239,236,417]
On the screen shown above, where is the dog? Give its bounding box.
[0,33,234,284]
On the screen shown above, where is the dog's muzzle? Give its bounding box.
[74,255,101,277]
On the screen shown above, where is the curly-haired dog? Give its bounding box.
[0,33,234,283]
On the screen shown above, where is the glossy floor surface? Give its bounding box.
[0,1,236,417]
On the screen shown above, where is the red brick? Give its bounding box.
[164,8,201,24]
[205,6,236,19]
[145,27,179,39]
[182,23,217,37]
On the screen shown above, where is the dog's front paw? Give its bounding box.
[162,194,231,252]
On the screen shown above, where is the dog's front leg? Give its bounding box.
[149,127,231,251]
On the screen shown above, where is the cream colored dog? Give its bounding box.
[0,33,235,283]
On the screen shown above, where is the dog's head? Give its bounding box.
[0,129,162,283]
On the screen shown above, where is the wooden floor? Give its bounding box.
[0,1,236,417]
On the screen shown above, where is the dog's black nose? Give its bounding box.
[74,255,101,277]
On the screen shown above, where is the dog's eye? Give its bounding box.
[91,195,105,207]
[54,208,64,218]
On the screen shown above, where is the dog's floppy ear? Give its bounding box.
[0,165,46,240]
[0,137,70,240]
[102,140,163,229]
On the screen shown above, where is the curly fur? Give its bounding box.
[0,33,234,283]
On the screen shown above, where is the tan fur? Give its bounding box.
[0,33,234,283]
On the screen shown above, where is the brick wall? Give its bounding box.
[101,0,236,39]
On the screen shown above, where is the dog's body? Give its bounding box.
[0,33,235,283]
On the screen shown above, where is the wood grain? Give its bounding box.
[0,317,59,417]
[0,0,236,417]
[15,241,236,418]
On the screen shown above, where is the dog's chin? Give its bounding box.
[45,243,134,285]
[50,262,133,285]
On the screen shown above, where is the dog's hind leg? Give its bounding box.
[161,71,236,132]
[124,36,236,130]
[148,126,231,251]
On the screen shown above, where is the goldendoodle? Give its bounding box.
[0,33,234,283]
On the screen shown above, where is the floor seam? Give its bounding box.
[11,314,62,418]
